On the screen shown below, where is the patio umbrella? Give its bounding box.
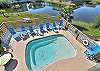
[0,53,12,66]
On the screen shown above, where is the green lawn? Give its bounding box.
[72,21,100,37]
[0,12,60,39]
[0,12,60,27]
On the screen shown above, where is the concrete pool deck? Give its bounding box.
[0,30,96,71]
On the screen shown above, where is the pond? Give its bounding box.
[73,5,100,22]
[27,6,59,16]
[13,2,59,16]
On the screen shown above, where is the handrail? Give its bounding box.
[63,18,97,48]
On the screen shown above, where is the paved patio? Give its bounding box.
[0,30,96,71]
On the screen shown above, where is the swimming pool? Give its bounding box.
[25,35,76,71]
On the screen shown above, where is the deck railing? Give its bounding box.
[0,22,12,48]
[63,18,97,48]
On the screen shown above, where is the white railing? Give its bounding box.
[63,18,97,48]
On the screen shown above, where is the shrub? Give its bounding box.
[0,2,10,9]
[93,16,100,29]
[0,40,4,56]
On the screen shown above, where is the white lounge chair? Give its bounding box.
[0,53,12,66]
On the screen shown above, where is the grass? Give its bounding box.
[0,12,60,37]
[0,12,60,27]
[72,21,100,37]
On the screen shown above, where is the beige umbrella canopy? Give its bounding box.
[0,53,12,66]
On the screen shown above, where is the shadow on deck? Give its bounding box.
[4,59,18,71]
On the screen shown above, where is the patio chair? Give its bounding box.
[39,24,46,34]
[29,26,36,36]
[46,23,52,31]
[52,21,59,33]
[59,19,63,30]
[19,26,29,40]
[8,27,21,41]
[52,21,57,30]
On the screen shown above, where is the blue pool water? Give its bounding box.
[25,35,76,71]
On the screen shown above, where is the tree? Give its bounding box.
[92,0,100,3]
[0,9,7,17]
[74,0,92,5]
[0,0,10,9]
[60,5,74,21]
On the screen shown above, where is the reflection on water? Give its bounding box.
[27,6,59,16]
[13,2,59,16]
[73,5,100,22]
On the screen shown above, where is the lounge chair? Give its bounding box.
[29,26,36,36]
[46,23,52,31]
[8,27,21,41]
[19,26,29,40]
[8,27,16,35]
[0,53,12,66]
[52,21,59,33]
[84,49,96,60]
[52,21,57,30]
[39,24,46,34]
[59,19,63,30]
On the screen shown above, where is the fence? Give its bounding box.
[0,22,12,48]
[63,18,97,48]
